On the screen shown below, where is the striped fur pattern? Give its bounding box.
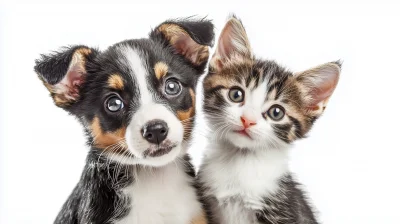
[198,15,340,224]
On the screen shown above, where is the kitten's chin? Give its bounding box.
[226,131,259,149]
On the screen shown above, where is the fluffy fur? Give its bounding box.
[198,15,341,224]
[35,18,214,224]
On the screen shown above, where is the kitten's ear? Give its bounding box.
[211,15,252,71]
[150,17,215,73]
[295,61,341,115]
[34,45,98,108]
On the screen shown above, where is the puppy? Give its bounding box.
[34,18,214,224]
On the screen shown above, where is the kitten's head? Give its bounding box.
[35,18,214,166]
[203,16,340,150]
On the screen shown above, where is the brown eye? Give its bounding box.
[228,87,244,103]
[266,105,285,121]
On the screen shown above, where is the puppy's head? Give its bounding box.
[34,18,214,166]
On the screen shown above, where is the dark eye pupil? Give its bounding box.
[234,91,242,99]
[273,108,281,117]
[107,97,123,112]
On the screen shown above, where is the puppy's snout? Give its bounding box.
[142,119,169,144]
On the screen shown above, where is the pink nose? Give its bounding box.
[240,116,257,129]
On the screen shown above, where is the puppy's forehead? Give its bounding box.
[93,43,154,103]
[116,45,152,103]
[97,40,197,88]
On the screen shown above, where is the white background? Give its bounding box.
[1,1,400,223]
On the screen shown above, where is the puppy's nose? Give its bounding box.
[142,120,169,144]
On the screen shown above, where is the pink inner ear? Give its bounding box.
[53,60,86,101]
[67,69,85,98]
[174,34,200,64]
[301,64,340,109]
[310,76,337,106]
[212,18,251,71]
[217,25,234,58]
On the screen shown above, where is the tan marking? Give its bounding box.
[191,211,207,224]
[91,117,127,150]
[177,88,196,122]
[40,79,74,107]
[53,95,70,107]
[75,47,92,56]
[154,62,169,80]
[39,78,68,107]
[108,74,124,90]
[158,24,209,66]
[177,88,196,140]
[177,106,195,123]
[69,48,90,75]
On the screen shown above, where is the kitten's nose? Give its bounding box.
[240,116,257,129]
[142,120,169,144]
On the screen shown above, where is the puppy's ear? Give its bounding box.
[150,17,215,73]
[295,61,341,116]
[211,15,252,71]
[34,45,98,108]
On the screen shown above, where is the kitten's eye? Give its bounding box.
[266,105,285,121]
[228,88,244,103]
[106,96,124,112]
[165,79,182,96]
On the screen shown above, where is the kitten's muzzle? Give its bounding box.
[141,119,169,144]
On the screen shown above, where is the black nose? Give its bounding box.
[142,120,169,144]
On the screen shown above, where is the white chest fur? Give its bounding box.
[115,162,202,224]
[200,144,289,224]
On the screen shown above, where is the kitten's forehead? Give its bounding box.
[237,60,294,101]
[247,80,268,108]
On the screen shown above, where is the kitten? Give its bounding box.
[198,16,341,224]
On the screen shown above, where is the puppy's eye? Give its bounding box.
[106,96,124,112]
[165,79,182,96]
[228,87,244,103]
[266,105,285,121]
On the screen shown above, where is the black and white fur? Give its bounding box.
[35,18,214,224]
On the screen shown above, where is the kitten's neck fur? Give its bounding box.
[201,139,290,200]
[199,140,292,224]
